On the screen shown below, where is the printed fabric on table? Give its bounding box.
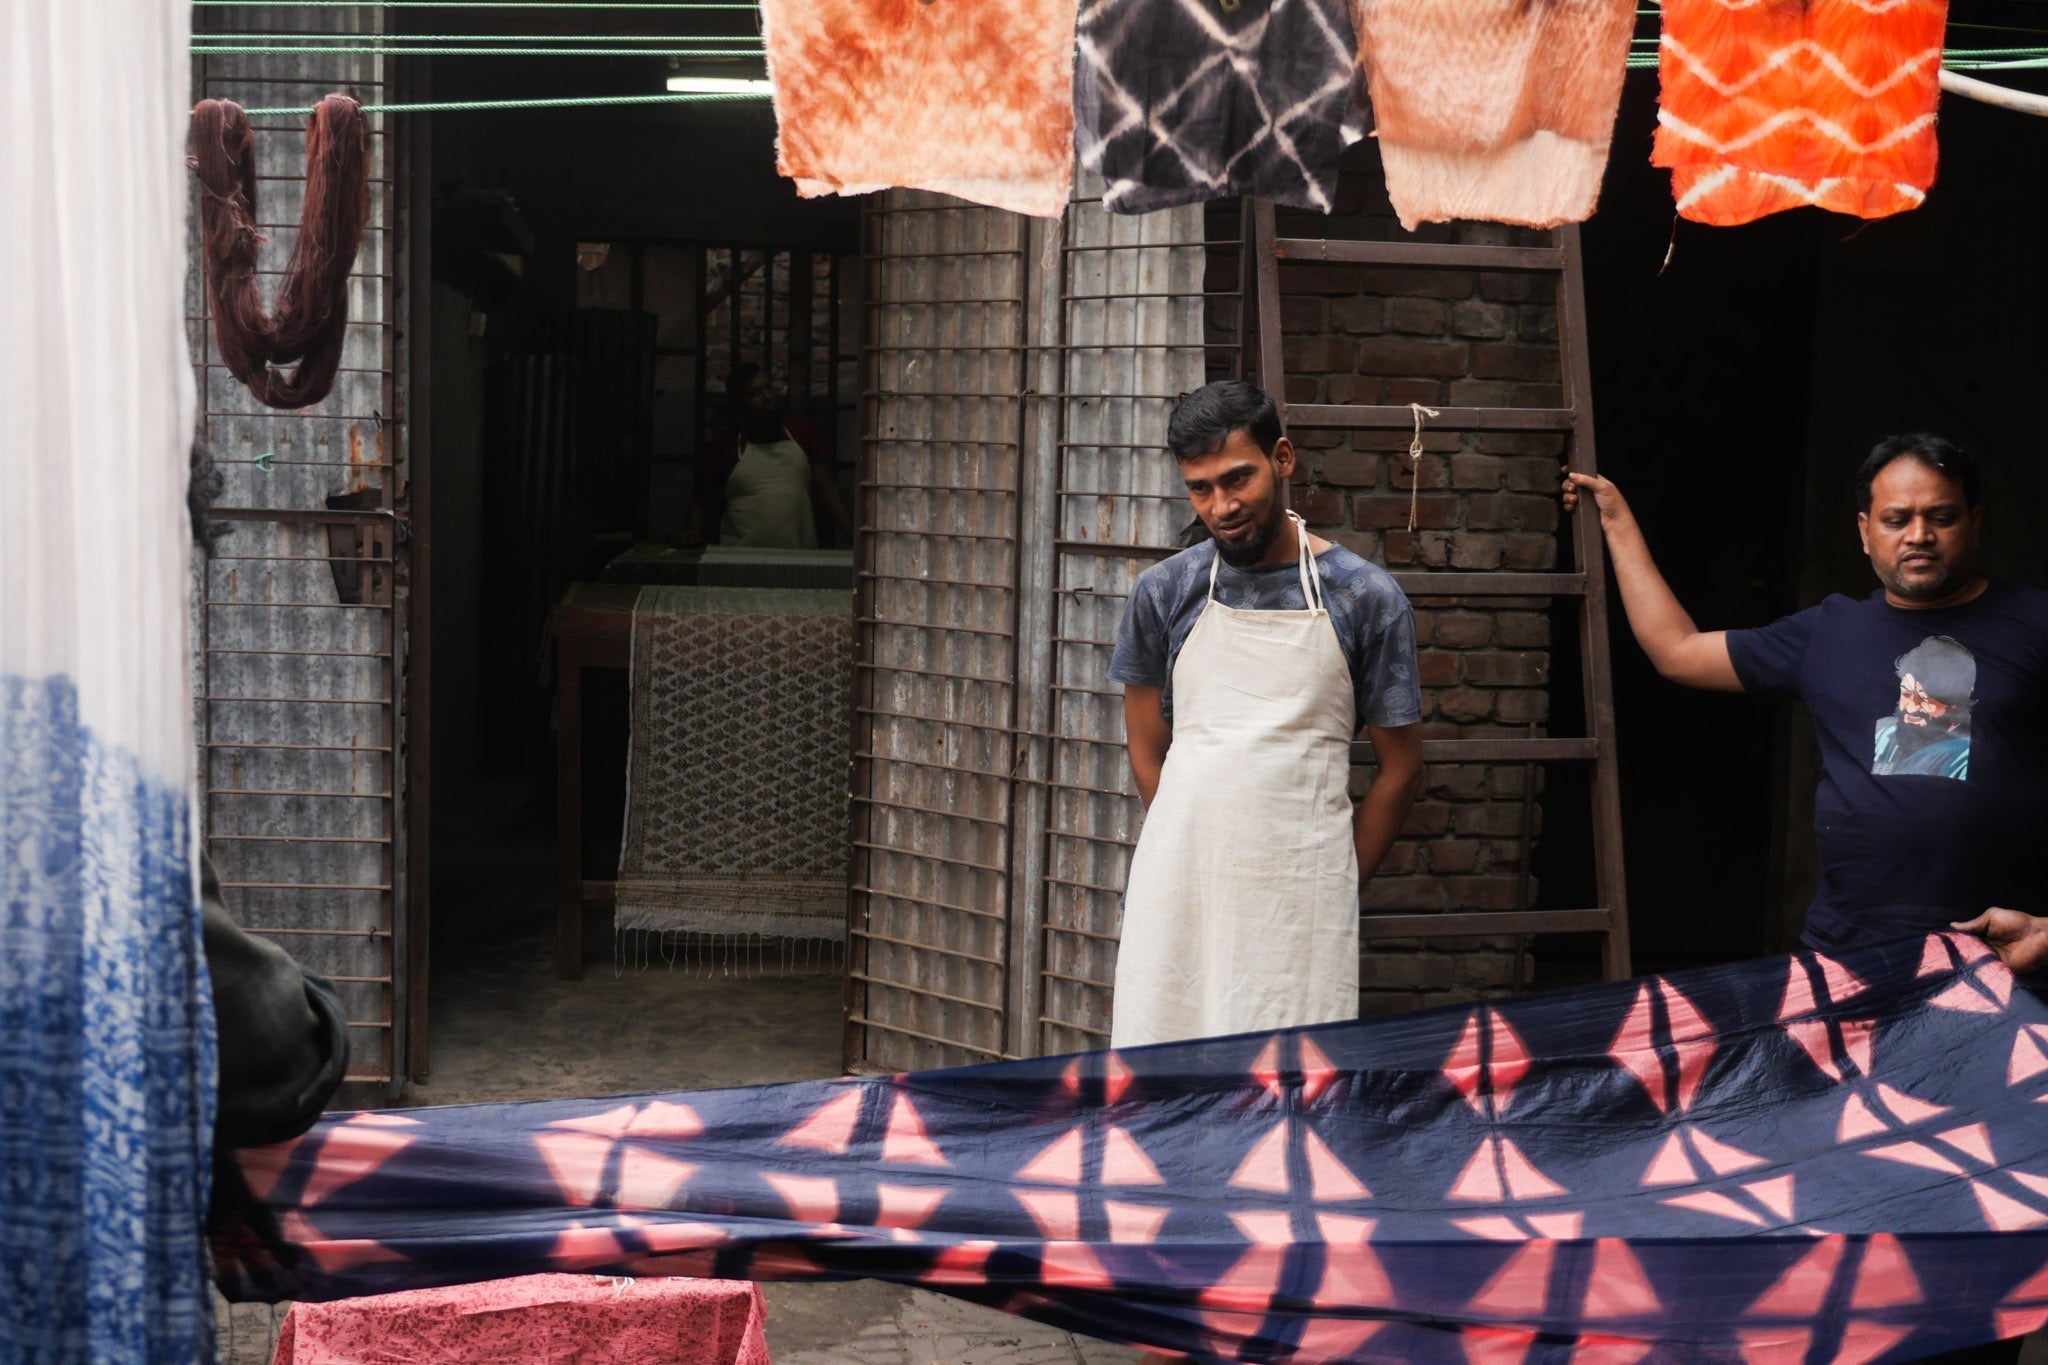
[1353,0,1636,231]
[1654,0,1950,226]
[220,933,2048,1362]
[1075,0,1363,215]
[761,0,1077,218]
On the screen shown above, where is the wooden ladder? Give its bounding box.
[1244,201,1631,984]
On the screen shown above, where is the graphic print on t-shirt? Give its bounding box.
[1872,634,1975,780]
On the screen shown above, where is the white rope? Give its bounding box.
[1406,402,1440,533]
[1940,68,2048,118]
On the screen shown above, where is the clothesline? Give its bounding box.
[236,90,765,116]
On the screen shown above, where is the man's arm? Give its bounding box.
[1123,685,1171,810]
[1954,908,2048,974]
[1562,469,1743,692]
[1356,723,1424,880]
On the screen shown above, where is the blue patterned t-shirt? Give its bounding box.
[1107,539,1421,732]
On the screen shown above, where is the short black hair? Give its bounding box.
[1857,433,1979,512]
[726,361,768,412]
[1166,380,1282,462]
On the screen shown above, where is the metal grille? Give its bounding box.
[192,10,407,1085]
[847,192,1029,1070]
[1033,190,1218,1053]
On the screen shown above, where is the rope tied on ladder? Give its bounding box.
[1406,401,1439,534]
[190,95,370,410]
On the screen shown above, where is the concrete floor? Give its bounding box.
[376,783,1139,1365]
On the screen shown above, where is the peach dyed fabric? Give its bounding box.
[762,0,1078,217]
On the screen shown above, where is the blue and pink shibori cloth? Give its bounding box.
[215,932,2048,1362]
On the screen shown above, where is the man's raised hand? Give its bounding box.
[1954,908,2048,974]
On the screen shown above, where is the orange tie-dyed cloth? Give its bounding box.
[1355,0,1636,231]
[762,0,1077,218]
[1654,0,1949,226]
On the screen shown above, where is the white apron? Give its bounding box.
[720,429,818,549]
[1111,513,1359,1049]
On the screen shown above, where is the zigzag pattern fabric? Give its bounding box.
[760,0,1077,217]
[1074,0,1363,214]
[220,934,2048,1361]
[1353,0,1637,231]
[1654,0,1950,226]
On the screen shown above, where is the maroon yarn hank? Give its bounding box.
[190,95,369,410]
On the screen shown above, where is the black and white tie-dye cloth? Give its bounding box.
[1075,0,1363,214]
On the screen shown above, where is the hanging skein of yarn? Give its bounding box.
[190,95,369,410]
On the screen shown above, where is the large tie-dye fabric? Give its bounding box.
[1074,0,1363,214]
[220,934,2048,1361]
[1654,0,1950,226]
[762,0,1078,218]
[1354,0,1637,231]
[2,0,213,1358]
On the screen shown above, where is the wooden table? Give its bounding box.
[550,582,638,980]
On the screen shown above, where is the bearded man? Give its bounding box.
[1106,381,1425,1049]
[1565,433,2048,974]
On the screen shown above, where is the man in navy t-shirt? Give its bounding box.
[1564,434,2048,970]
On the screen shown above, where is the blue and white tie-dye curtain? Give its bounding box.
[0,3,216,1361]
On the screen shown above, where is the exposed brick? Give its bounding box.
[1519,304,1559,342]
[1362,878,1448,912]
[1382,531,1417,564]
[1292,429,1347,449]
[1449,452,1503,491]
[1319,451,1382,487]
[1382,378,1448,408]
[1430,766,1489,800]
[1279,262,1360,295]
[1357,337,1470,379]
[1501,456,1562,492]
[1388,297,1447,336]
[1453,951,1525,989]
[1355,493,1459,530]
[1472,342,1561,382]
[1355,951,1456,987]
[1435,687,1495,723]
[1496,689,1551,724]
[1278,295,1327,333]
[1387,454,1448,490]
[1402,801,1451,836]
[1285,337,1356,374]
[1465,651,1549,687]
[1293,485,1345,524]
[1511,382,1564,408]
[1450,299,1514,339]
[1494,611,1550,647]
[1449,533,1506,570]
[1416,650,1461,686]
[1329,529,1379,561]
[1373,841,1420,875]
[1284,375,1319,404]
[1434,611,1493,647]
[1443,876,1524,911]
[1448,378,1518,407]
[1467,494,1560,533]
[1502,533,1557,570]
[1477,273,1540,303]
[1473,432,1569,458]
[1326,373,1380,405]
[1429,841,1483,874]
[1359,267,1474,299]
[1457,803,1526,837]
[1329,296,1385,334]
[1358,992,1426,1016]
[1410,611,1436,646]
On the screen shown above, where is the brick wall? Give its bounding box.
[1206,151,1575,1012]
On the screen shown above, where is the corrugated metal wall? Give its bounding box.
[848,182,1211,1070]
[192,9,409,1085]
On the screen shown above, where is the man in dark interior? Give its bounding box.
[1107,380,1425,1050]
[685,362,855,549]
[1564,433,2048,980]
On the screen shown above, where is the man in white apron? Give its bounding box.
[1107,381,1425,1049]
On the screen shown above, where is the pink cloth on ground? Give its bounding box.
[270,1273,770,1364]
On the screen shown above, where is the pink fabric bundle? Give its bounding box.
[761,0,1077,217]
[270,1273,769,1364]
[1353,0,1637,230]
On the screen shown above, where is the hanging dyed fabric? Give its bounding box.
[220,933,2048,1361]
[761,0,1077,218]
[1074,0,1362,215]
[190,94,370,409]
[1352,0,1636,231]
[2,0,215,1358]
[1654,0,1949,226]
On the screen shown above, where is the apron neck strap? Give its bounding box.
[1206,511,1325,611]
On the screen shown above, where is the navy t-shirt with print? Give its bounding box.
[1726,579,2048,953]
[1106,539,1422,733]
